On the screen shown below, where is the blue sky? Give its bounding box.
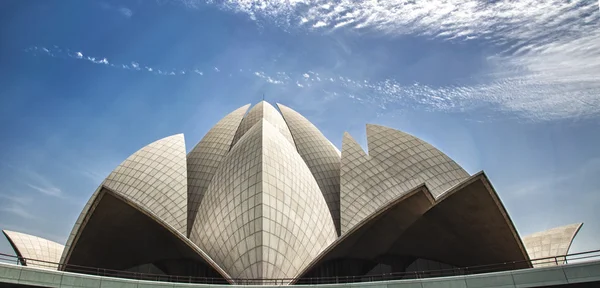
[0,0,599,261]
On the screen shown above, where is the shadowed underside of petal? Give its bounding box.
[341,125,472,235]
[387,173,530,268]
[46,101,576,283]
[103,134,188,234]
[297,172,531,281]
[294,185,435,280]
[60,134,194,273]
[60,187,230,280]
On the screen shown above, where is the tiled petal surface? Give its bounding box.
[260,120,337,279]
[277,103,341,235]
[62,133,188,265]
[231,101,295,149]
[187,104,250,236]
[340,132,414,234]
[191,120,264,279]
[2,230,64,270]
[192,120,336,280]
[102,134,188,235]
[522,223,583,267]
[366,124,470,198]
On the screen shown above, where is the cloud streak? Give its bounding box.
[0,203,36,220]
[26,184,62,197]
[0,194,32,206]
[3,163,66,198]
[174,0,600,120]
[118,7,133,18]
[182,0,597,43]
[22,170,64,198]
[0,194,35,220]
[24,46,220,77]
[24,41,600,121]
[99,2,133,18]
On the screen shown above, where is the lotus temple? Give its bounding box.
[1,101,590,286]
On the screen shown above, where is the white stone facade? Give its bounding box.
[2,101,582,281]
[2,230,64,270]
[277,103,342,235]
[187,104,250,236]
[522,223,583,267]
[191,119,336,280]
[102,134,188,234]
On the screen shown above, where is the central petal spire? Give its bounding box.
[230,101,296,149]
[190,119,337,281]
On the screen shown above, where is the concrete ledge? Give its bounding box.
[563,261,600,284]
[511,265,566,288]
[464,271,515,288]
[0,260,599,288]
[421,276,467,288]
[60,273,101,288]
[0,263,20,284]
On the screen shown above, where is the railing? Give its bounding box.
[1,249,600,285]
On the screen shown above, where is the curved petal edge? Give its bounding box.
[2,230,64,270]
[60,186,232,281]
[187,104,250,236]
[103,133,188,234]
[522,223,583,267]
[191,119,337,281]
[366,124,470,198]
[277,103,341,235]
[231,101,295,149]
[297,172,531,281]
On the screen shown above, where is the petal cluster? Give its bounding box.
[1,101,582,282]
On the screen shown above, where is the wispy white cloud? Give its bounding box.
[184,0,597,44]
[0,194,32,206]
[99,2,133,18]
[24,170,64,198]
[79,170,106,185]
[313,20,327,28]
[0,193,35,220]
[508,158,600,199]
[25,40,600,120]
[118,7,133,18]
[26,183,62,197]
[0,203,35,219]
[254,71,284,84]
[3,164,66,198]
[175,0,600,121]
[24,46,223,78]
